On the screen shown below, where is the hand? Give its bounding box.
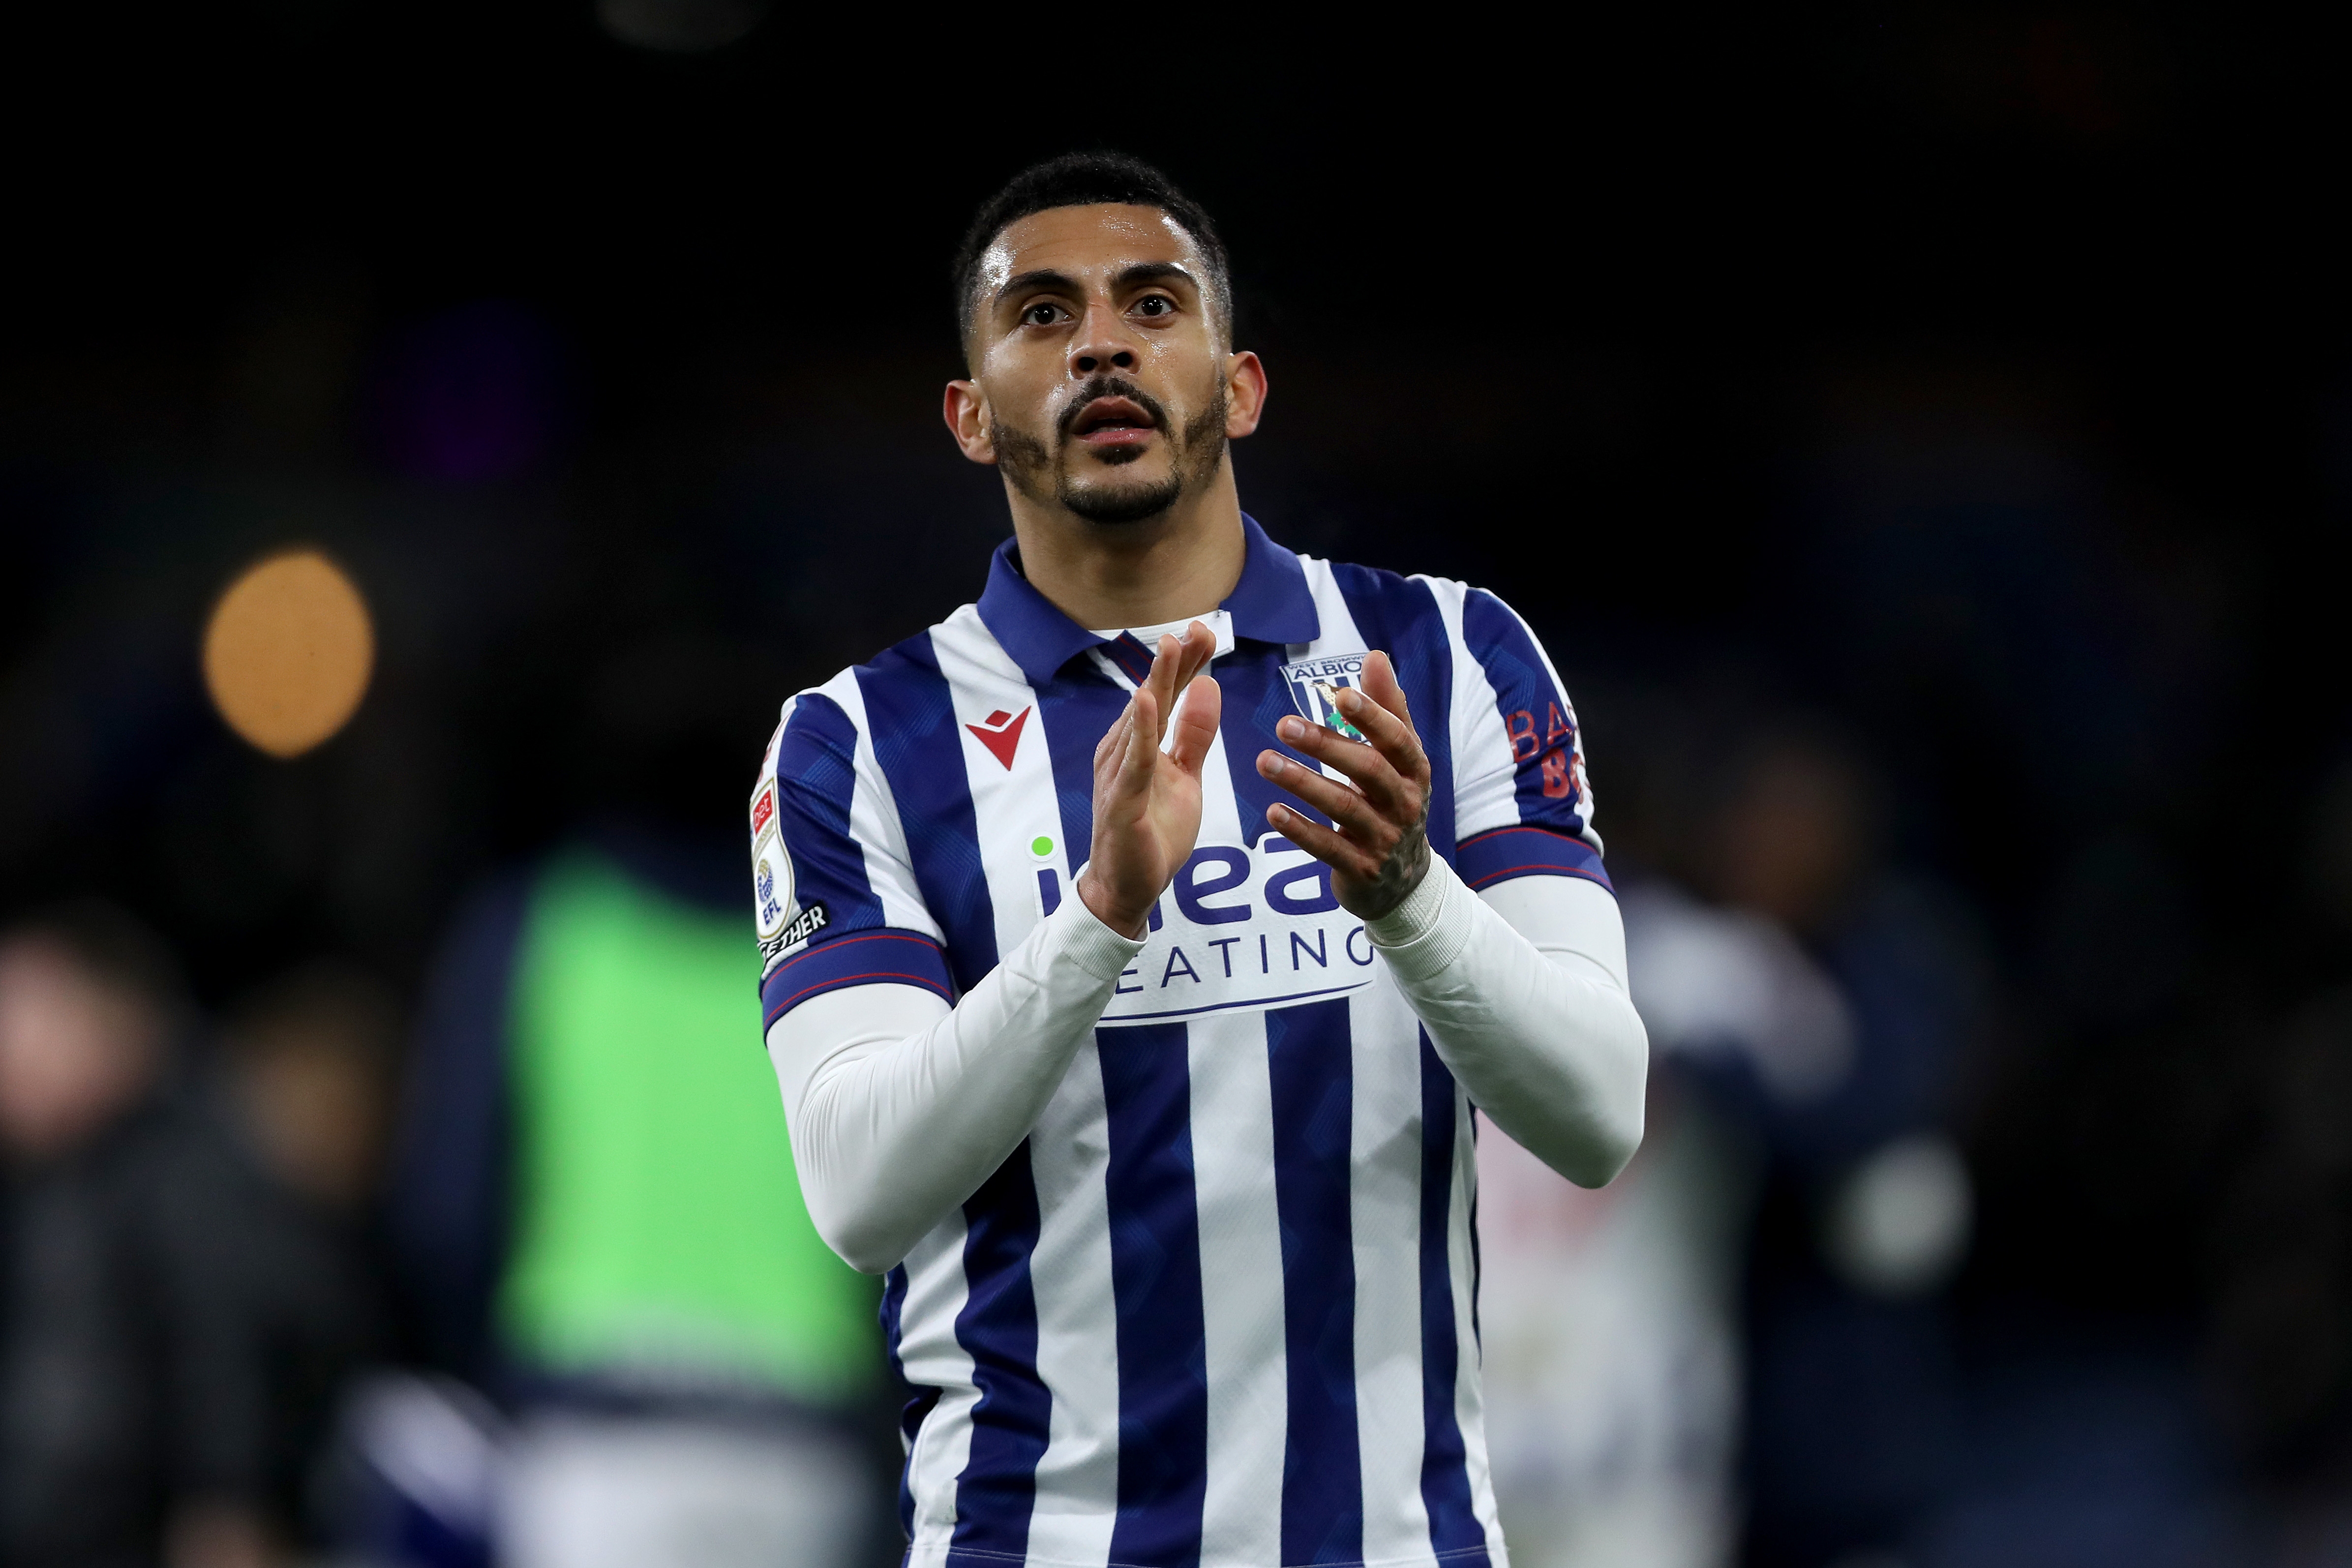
[1076,622,1223,938]
[1255,649,1431,921]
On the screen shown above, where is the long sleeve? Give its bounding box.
[766,894,1146,1274]
[1369,857,1648,1186]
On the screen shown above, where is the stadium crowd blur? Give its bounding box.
[3,10,2348,1567]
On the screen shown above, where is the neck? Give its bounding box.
[1005,460,1247,631]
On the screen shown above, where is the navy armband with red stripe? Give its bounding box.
[1452,824,1612,894]
[760,928,956,1027]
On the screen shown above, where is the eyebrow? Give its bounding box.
[991,261,1202,312]
[991,268,1080,309]
[1113,261,1199,294]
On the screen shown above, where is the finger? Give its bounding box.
[1141,633,1186,742]
[1337,658,1428,784]
[1257,748,1389,839]
[1149,626,1218,748]
[1168,673,1222,774]
[1330,689,1426,798]
[1112,686,1160,808]
[1265,803,1378,878]
[1330,673,1409,754]
[1098,700,1145,809]
[1176,619,1217,688]
[1358,650,1413,726]
[1095,701,1134,779]
[1273,712,1411,813]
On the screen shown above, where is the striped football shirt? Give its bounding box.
[752,514,1607,1568]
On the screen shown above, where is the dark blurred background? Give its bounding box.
[4,6,2351,1567]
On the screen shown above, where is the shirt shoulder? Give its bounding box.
[762,603,1005,769]
[754,669,960,1015]
[1285,552,1469,661]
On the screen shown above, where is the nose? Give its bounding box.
[1067,301,1138,378]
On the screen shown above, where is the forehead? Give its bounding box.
[977,203,1205,299]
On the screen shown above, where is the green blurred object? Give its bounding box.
[497,851,873,1402]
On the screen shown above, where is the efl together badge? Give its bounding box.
[750,782,797,960]
[1281,653,1372,741]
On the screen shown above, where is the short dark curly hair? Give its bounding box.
[952,151,1231,353]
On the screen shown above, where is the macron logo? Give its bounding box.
[966,706,1030,770]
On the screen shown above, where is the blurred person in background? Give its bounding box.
[1486,715,1929,1568]
[1472,1017,1755,1568]
[216,958,402,1562]
[0,905,382,1568]
[1697,729,1984,1568]
[387,628,883,1568]
[221,964,399,1224]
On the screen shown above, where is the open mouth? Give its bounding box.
[1069,396,1159,447]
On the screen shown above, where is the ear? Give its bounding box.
[1223,351,1269,440]
[943,380,997,465]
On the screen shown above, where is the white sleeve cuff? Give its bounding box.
[1365,854,1476,978]
[1043,869,1151,983]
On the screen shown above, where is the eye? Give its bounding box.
[1135,294,1176,318]
[1020,301,1068,327]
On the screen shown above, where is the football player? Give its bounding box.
[750,153,1648,1568]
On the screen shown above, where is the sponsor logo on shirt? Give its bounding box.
[965,706,1030,770]
[749,782,778,849]
[1097,835,1377,1025]
[1505,700,1586,804]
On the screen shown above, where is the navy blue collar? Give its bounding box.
[975,513,1322,687]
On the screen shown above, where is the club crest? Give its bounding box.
[1280,653,1370,741]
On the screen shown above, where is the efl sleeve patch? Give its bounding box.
[753,688,938,987]
[751,781,795,943]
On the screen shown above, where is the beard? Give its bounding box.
[993,373,1229,526]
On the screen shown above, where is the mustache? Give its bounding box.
[1056,376,1172,440]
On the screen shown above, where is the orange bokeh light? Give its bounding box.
[202,548,375,759]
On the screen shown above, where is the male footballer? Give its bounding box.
[749,153,1649,1568]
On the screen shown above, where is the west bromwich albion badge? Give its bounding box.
[1280,653,1370,741]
